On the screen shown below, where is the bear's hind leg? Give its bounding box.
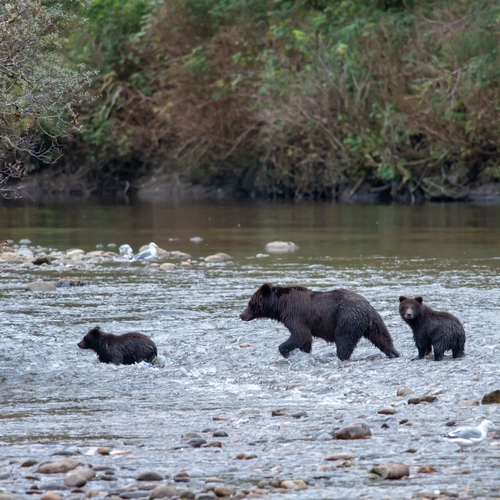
[335,336,358,361]
[364,324,400,358]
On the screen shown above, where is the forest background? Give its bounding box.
[1,0,499,202]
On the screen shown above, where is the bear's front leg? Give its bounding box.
[278,324,313,357]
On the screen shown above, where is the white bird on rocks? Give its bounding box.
[443,419,497,451]
[119,244,133,259]
[131,242,158,262]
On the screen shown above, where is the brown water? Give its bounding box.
[0,200,499,499]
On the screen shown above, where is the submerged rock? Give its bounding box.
[25,281,57,292]
[265,241,300,253]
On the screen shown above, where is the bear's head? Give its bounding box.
[77,326,103,349]
[240,283,276,321]
[399,296,424,321]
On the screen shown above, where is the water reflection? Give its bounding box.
[1,201,500,260]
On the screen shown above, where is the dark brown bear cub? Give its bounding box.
[398,296,466,361]
[240,283,400,360]
[78,326,158,365]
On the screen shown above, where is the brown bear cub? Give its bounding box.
[78,326,158,365]
[240,283,400,360]
[398,296,466,361]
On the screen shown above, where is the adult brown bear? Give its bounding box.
[240,283,400,360]
[77,326,158,365]
[399,296,466,361]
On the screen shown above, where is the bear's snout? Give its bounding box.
[240,308,253,321]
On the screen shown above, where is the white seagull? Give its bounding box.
[119,244,133,259]
[131,242,158,262]
[443,419,497,451]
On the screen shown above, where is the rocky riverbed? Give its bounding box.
[1,239,499,500]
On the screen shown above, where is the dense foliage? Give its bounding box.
[15,0,500,200]
[0,0,94,197]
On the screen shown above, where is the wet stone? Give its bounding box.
[194,493,217,500]
[325,453,355,461]
[280,480,307,491]
[149,485,181,498]
[39,482,68,491]
[25,281,57,292]
[213,485,235,497]
[136,471,163,481]
[40,494,62,500]
[64,473,87,487]
[335,422,371,440]
[408,396,437,404]
[201,441,222,448]
[378,408,396,415]
[37,459,81,474]
[186,438,207,448]
[21,460,38,467]
[370,463,410,480]
[119,492,150,499]
[482,389,500,404]
[212,430,228,438]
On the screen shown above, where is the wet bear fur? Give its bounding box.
[240,283,400,360]
[398,296,466,361]
[77,326,158,365]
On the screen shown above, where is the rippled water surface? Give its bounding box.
[1,201,499,499]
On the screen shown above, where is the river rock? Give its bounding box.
[325,453,355,461]
[137,471,163,481]
[204,253,232,263]
[37,459,81,474]
[212,430,228,437]
[280,479,307,490]
[482,389,500,404]
[160,263,177,271]
[378,408,396,415]
[32,254,51,265]
[194,493,217,500]
[25,281,57,292]
[150,484,181,498]
[64,467,95,487]
[370,463,410,480]
[0,494,19,500]
[264,241,300,253]
[40,493,62,500]
[213,485,235,497]
[335,422,371,440]
[408,396,437,405]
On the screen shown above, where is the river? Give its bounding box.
[0,200,499,499]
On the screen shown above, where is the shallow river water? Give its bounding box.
[0,201,499,499]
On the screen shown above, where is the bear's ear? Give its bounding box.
[260,283,273,295]
[90,326,101,335]
[399,296,407,302]
[415,297,423,303]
